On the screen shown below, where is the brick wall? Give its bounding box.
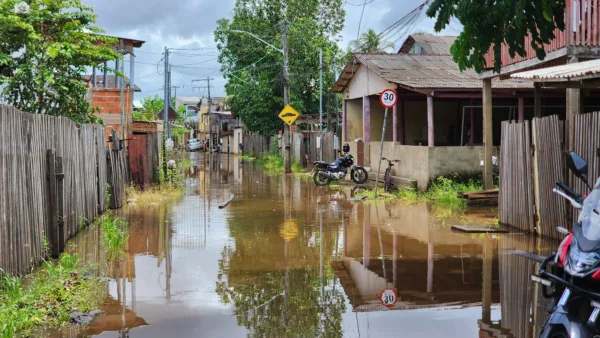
[91,88,134,143]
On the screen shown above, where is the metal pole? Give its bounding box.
[120,58,125,141]
[163,46,169,175]
[334,67,340,136]
[319,48,323,161]
[282,21,292,173]
[130,53,135,115]
[374,107,389,196]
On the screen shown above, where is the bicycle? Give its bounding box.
[382,158,401,193]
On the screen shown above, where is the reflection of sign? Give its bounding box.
[379,89,398,108]
[380,289,397,308]
[280,220,299,242]
[278,105,300,126]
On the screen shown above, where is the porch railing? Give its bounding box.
[484,0,600,68]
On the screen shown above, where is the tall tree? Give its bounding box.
[214,0,345,135]
[0,0,120,123]
[348,28,395,53]
[426,0,566,73]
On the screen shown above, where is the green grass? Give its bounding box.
[239,153,257,160]
[0,253,104,337]
[255,153,302,174]
[356,176,483,212]
[94,213,129,259]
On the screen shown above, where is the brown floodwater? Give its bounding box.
[57,153,560,338]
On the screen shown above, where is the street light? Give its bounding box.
[230,27,292,173]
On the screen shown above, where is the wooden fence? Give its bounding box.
[500,114,598,239]
[0,105,129,275]
[499,121,535,233]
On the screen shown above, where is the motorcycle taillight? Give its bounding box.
[557,233,573,267]
[592,269,600,281]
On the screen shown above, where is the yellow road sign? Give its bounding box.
[278,105,300,126]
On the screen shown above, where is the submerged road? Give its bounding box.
[64,154,556,338]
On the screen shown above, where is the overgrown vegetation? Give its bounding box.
[357,176,483,210]
[239,153,257,160]
[95,213,129,259]
[255,153,302,174]
[0,253,104,337]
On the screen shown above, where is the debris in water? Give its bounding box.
[69,309,103,325]
[219,194,235,209]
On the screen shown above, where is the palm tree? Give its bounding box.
[348,28,395,53]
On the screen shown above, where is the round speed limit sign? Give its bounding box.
[379,89,398,108]
[380,288,398,309]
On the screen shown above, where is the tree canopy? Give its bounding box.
[214,0,345,135]
[0,0,120,123]
[348,28,395,53]
[426,0,566,73]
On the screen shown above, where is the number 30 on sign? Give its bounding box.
[379,89,398,108]
[380,288,398,309]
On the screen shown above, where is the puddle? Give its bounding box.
[51,154,558,337]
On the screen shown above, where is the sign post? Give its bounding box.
[380,288,398,309]
[375,89,398,196]
[278,104,300,126]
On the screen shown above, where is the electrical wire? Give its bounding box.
[355,0,368,42]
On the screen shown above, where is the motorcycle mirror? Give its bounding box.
[567,152,591,189]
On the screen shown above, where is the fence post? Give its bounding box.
[56,156,65,251]
[46,149,59,258]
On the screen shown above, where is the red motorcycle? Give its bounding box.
[532,152,600,338]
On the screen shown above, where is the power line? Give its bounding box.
[355,0,368,42]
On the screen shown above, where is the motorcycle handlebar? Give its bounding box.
[556,180,584,204]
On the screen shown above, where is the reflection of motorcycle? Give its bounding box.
[311,143,368,186]
[532,152,600,338]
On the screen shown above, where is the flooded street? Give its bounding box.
[66,154,559,338]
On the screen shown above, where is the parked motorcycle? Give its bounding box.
[531,152,600,338]
[311,143,368,186]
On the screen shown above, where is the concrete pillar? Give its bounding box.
[393,233,397,288]
[427,242,434,293]
[567,57,581,151]
[469,105,475,146]
[130,54,135,113]
[92,67,97,88]
[534,83,542,118]
[363,204,370,268]
[342,99,347,143]
[392,103,398,143]
[399,101,405,145]
[103,61,108,88]
[483,78,493,190]
[363,95,371,142]
[482,237,493,323]
[115,58,120,89]
[518,96,525,122]
[427,95,434,147]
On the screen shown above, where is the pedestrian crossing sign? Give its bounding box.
[278,105,300,126]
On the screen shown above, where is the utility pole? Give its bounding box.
[163,46,170,175]
[193,78,214,152]
[120,56,126,141]
[319,48,323,161]
[171,86,181,104]
[282,21,292,173]
[333,67,340,137]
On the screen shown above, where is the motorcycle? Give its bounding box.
[311,143,368,186]
[531,152,600,338]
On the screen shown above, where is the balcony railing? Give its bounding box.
[484,0,600,68]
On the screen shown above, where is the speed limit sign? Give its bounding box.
[379,89,398,108]
[380,288,398,309]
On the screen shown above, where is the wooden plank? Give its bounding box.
[451,226,509,233]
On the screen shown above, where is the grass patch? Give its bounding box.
[255,153,302,174]
[356,176,483,211]
[126,184,184,205]
[94,213,129,259]
[0,253,104,337]
[239,153,257,160]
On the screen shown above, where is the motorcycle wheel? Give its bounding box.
[352,167,368,184]
[313,171,331,186]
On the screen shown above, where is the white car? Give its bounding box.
[186,139,203,152]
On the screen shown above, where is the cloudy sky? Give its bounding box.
[83,0,460,104]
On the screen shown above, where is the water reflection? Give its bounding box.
[56,154,560,337]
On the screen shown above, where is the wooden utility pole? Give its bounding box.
[483,78,493,190]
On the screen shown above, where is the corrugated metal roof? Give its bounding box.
[511,59,600,81]
[332,53,533,93]
[398,34,457,55]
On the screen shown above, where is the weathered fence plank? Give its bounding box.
[0,105,128,275]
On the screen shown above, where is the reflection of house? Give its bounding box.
[87,36,145,143]
[199,110,242,153]
[333,203,500,312]
[333,34,541,190]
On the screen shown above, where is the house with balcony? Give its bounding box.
[477,0,600,188]
[333,34,540,190]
